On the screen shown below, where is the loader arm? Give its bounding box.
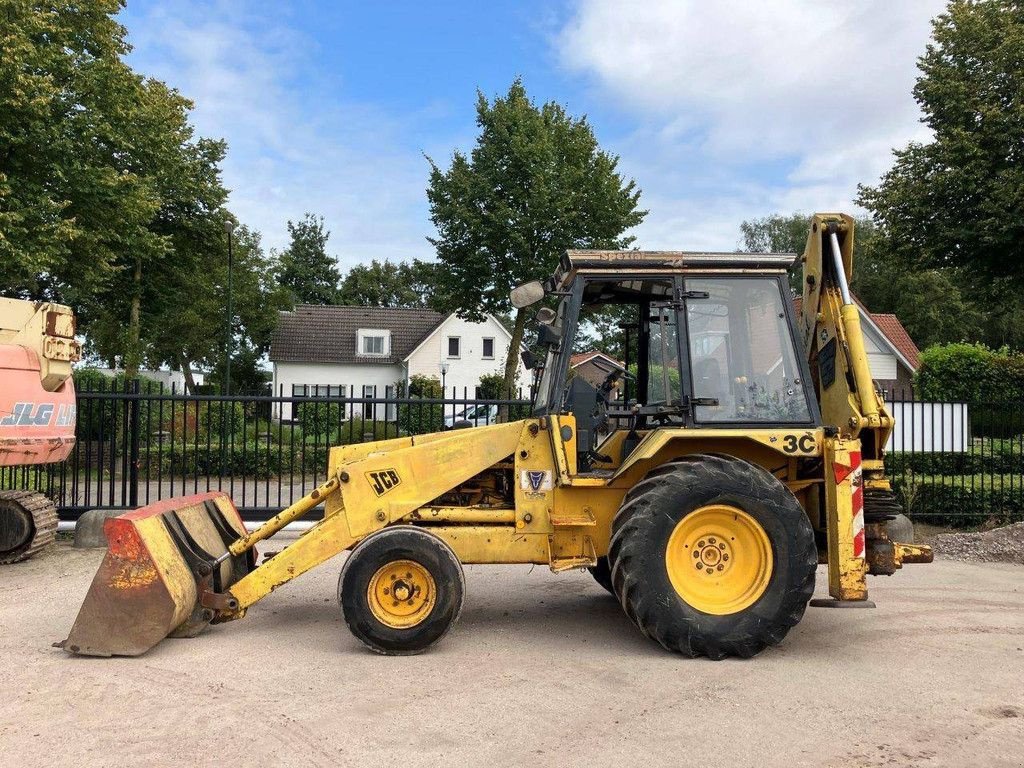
[64,420,529,655]
[224,420,526,614]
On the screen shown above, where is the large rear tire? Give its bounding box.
[588,557,614,595]
[0,491,57,564]
[608,454,816,659]
[339,526,465,655]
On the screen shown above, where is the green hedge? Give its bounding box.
[139,442,297,479]
[333,418,402,445]
[916,343,1024,403]
[892,473,1024,527]
[295,400,344,438]
[886,441,1023,476]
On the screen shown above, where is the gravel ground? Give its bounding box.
[933,523,1024,565]
[1,538,1022,768]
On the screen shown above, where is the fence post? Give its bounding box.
[129,378,140,509]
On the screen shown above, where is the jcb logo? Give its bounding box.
[367,469,401,497]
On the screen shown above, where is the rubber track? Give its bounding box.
[0,490,58,564]
[608,454,818,659]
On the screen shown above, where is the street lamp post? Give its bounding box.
[224,219,236,395]
[440,362,449,423]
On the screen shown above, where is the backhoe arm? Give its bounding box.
[799,213,930,588]
[799,213,893,454]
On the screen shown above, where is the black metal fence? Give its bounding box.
[3,382,1021,527]
[882,389,1023,527]
[0,381,531,522]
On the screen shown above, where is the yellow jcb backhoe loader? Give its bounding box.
[63,213,931,659]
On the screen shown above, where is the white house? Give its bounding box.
[269,305,528,420]
[88,367,205,391]
[795,296,920,394]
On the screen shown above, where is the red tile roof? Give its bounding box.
[870,313,921,369]
[570,350,623,368]
[793,296,919,370]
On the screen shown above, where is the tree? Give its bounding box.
[275,214,340,305]
[0,1,169,307]
[427,80,646,395]
[739,212,879,294]
[337,259,438,307]
[82,78,236,378]
[857,0,1024,287]
[737,211,988,349]
[148,225,289,393]
[0,2,281,382]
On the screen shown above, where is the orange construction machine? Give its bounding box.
[0,297,80,563]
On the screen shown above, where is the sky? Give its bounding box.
[118,0,950,270]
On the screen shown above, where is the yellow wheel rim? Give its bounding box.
[665,505,773,616]
[367,559,437,629]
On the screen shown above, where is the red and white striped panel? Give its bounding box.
[849,451,865,559]
[834,450,865,559]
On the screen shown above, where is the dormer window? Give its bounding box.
[357,328,390,357]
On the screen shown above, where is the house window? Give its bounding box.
[357,328,389,357]
[385,384,396,421]
[482,337,494,359]
[294,384,344,397]
[447,336,461,358]
[362,385,375,420]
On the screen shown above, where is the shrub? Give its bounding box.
[398,375,444,435]
[333,418,402,445]
[916,343,1024,403]
[886,437,1024,477]
[75,369,154,444]
[892,473,1023,528]
[296,400,344,438]
[139,441,297,479]
[397,399,444,435]
[153,400,246,441]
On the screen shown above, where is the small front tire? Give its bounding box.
[339,527,465,655]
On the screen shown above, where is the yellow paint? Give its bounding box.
[109,558,159,590]
[664,505,773,615]
[611,427,823,483]
[229,476,339,555]
[366,559,437,629]
[228,511,357,612]
[134,514,198,630]
[824,437,868,601]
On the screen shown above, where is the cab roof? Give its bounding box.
[559,249,799,282]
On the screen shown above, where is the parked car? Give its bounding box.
[444,403,498,429]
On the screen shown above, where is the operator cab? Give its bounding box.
[513,250,820,473]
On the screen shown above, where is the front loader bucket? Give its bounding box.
[62,492,253,657]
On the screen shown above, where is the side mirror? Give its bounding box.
[510,280,545,309]
[521,350,538,370]
[535,307,556,325]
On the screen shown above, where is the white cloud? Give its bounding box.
[124,1,434,268]
[558,0,947,249]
